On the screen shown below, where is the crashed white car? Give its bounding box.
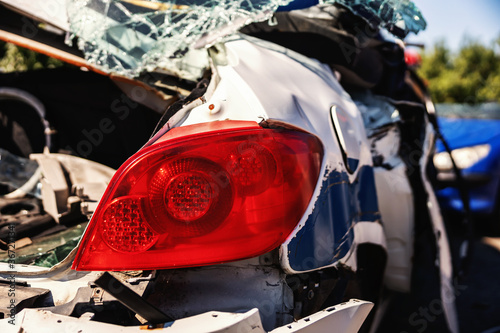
[0,0,459,332]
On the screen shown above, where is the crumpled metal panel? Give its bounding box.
[66,0,293,78]
[146,258,294,331]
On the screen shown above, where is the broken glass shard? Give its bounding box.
[67,0,293,78]
[322,0,426,37]
[0,148,39,196]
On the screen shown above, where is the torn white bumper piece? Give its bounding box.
[0,299,372,333]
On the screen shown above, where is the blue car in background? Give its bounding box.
[434,103,500,231]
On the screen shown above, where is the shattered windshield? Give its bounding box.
[66,0,425,78]
[67,0,293,78]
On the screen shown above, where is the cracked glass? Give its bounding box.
[67,0,293,78]
[66,0,424,78]
[322,0,426,37]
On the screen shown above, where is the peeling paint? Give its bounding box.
[285,166,380,272]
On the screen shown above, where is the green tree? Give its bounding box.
[419,40,452,79]
[0,41,65,73]
[418,37,500,104]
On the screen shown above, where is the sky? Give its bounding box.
[406,0,500,51]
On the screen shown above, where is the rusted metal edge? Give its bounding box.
[0,30,106,75]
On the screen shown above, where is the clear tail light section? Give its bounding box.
[72,121,323,271]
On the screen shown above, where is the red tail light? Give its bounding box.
[72,121,323,271]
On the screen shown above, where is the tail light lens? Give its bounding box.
[73,121,323,271]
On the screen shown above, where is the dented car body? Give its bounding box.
[0,0,457,332]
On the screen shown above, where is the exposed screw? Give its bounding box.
[74,185,84,197]
[81,202,89,215]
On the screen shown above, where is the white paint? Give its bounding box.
[1,0,69,31]
[270,299,373,333]
[340,222,387,272]
[374,164,414,292]
[420,122,459,333]
[181,64,268,126]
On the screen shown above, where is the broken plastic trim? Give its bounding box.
[95,272,174,324]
